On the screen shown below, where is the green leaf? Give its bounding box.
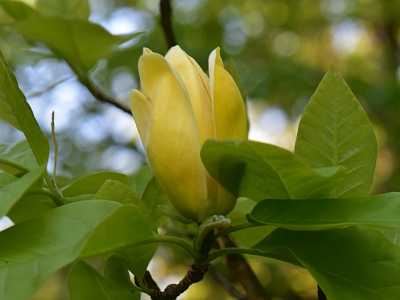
[0,50,50,166]
[141,177,170,227]
[252,226,400,300]
[0,200,154,300]
[61,172,129,197]
[0,1,38,21]
[201,140,346,201]
[95,180,157,232]
[158,205,193,224]
[0,173,18,187]
[36,0,90,20]
[0,164,45,216]
[0,140,38,174]
[127,165,153,198]
[7,193,56,223]
[250,192,400,230]
[104,256,139,297]
[68,261,138,300]
[295,66,377,197]
[11,16,141,75]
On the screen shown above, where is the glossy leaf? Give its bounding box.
[0,50,49,166]
[0,200,154,300]
[0,140,38,174]
[201,140,346,201]
[12,16,141,75]
[250,192,400,230]
[0,164,45,216]
[295,66,377,197]
[37,0,90,20]
[95,180,157,231]
[61,172,129,197]
[68,261,138,300]
[253,226,400,299]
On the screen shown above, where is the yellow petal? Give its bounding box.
[209,48,248,140]
[138,51,207,220]
[216,184,237,215]
[165,46,215,145]
[130,89,152,147]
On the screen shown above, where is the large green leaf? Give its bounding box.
[61,172,129,198]
[36,0,90,20]
[201,140,346,201]
[7,193,56,223]
[253,226,400,300]
[295,66,377,197]
[68,261,138,300]
[250,192,400,230]
[11,15,141,75]
[0,140,38,174]
[95,180,157,231]
[0,200,154,300]
[0,50,49,166]
[0,164,45,216]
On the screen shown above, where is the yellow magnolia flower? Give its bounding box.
[130,46,247,221]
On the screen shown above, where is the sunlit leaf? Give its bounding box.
[253,226,400,299]
[201,140,346,201]
[250,192,400,230]
[0,50,49,166]
[295,66,377,197]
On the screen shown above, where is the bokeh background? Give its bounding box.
[0,0,399,299]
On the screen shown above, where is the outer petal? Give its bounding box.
[138,51,207,220]
[209,47,248,140]
[130,89,152,147]
[165,46,215,145]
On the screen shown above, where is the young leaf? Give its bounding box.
[0,164,45,216]
[0,50,50,166]
[0,140,38,174]
[250,192,400,230]
[61,172,129,197]
[0,200,154,300]
[36,0,90,20]
[68,261,138,300]
[295,66,377,197]
[201,140,346,201]
[252,226,400,300]
[11,16,141,75]
[95,180,157,232]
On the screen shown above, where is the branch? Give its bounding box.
[159,0,177,48]
[208,264,246,300]
[220,236,270,300]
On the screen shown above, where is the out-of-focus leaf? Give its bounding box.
[201,140,346,201]
[12,16,141,75]
[0,200,154,300]
[0,1,38,21]
[37,0,90,20]
[295,66,377,197]
[0,140,38,174]
[253,226,400,299]
[95,180,157,231]
[0,50,49,166]
[61,172,129,197]
[0,164,45,216]
[127,165,153,198]
[250,192,400,230]
[68,261,138,300]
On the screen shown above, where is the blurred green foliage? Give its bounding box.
[1,0,400,299]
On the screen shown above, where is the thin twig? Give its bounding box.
[318,285,327,300]
[208,264,246,300]
[159,0,177,48]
